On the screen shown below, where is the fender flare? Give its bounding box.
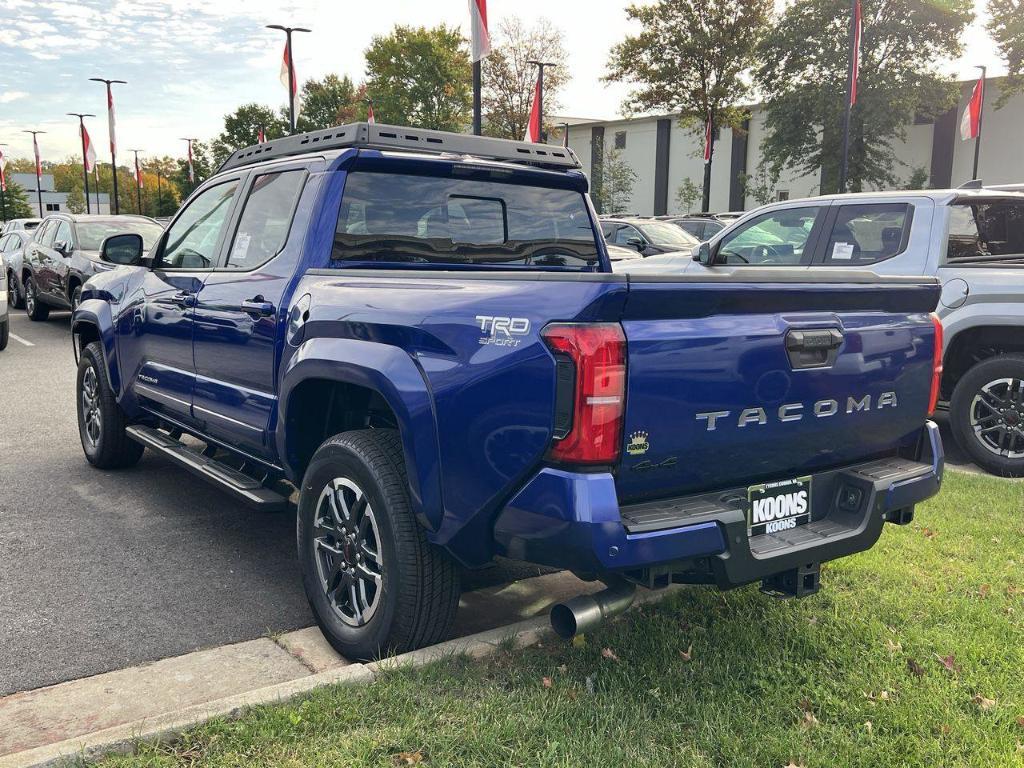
[70,299,122,396]
[278,337,444,532]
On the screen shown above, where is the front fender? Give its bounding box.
[278,337,443,532]
[71,299,121,396]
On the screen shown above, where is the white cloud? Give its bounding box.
[0,91,29,103]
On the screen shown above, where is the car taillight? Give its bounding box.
[928,312,944,416]
[541,323,626,465]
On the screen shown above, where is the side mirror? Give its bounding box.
[99,233,144,266]
[695,242,713,265]
[625,237,645,251]
[54,239,72,256]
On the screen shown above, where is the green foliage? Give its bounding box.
[1,180,34,220]
[738,163,780,206]
[482,17,569,140]
[591,147,637,215]
[65,185,86,214]
[987,0,1024,106]
[675,177,702,213]
[364,25,472,131]
[297,74,367,132]
[211,104,287,167]
[757,0,972,193]
[174,140,214,196]
[904,166,930,190]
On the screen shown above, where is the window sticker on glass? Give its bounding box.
[832,242,855,260]
[231,232,252,262]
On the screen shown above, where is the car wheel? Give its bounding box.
[7,272,21,309]
[950,354,1024,477]
[77,341,145,469]
[24,277,49,321]
[0,318,8,351]
[297,429,460,660]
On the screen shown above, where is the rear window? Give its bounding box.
[822,203,910,265]
[945,200,1024,263]
[332,172,599,268]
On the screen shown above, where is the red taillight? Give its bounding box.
[928,312,944,416]
[541,323,626,465]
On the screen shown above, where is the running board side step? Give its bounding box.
[125,425,289,511]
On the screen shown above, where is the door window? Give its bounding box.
[0,236,8,252]
[158,181,239,270]
[613,225,643,246]
[716,207,821,265]
[225,171,305,270]
[54,221,72,250]
[36,221,56,247]
[821,203,910,265]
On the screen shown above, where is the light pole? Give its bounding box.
[22,130,46,217]
[267,24,310,134]
[526,61,557,143]
[129,149,144,214]
[0,143,7,222]
[67,113,96,214]
[971,65,987,181]
[156,168,163,217]
[89,77,126,214]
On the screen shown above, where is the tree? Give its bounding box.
[675,178,702,213]
[174,140,214,196]
[297,74,367,131]
[591,147,637,215]
[364,25,472,131]
[1,180,34,220]
[738,163,779,206]
[757,0,972,193]
[988,0,1024,106]
[482,17,568,140]
[211,104,287,167]
[606,0,772,212]
[904,166,930,190]
[65,186,86,214]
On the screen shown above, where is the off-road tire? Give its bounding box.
[297,429,461,660]
[950,354,1024,477]
[77,341,144,469]
[24,276,49,321]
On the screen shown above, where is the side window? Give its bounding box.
[716,207,821,265]
[0,235,9,252]
[54,221,72,249]
[600,222,616,240]
[37,221,56,247]
[822,203,910,265]
[159,181,239,270]
[225,171,305,270]
[613,225,642,246]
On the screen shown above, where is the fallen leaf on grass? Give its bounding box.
[864,720,873,735]
[907,658,925,678]
[922,527,937,539]
[885,638,903,654]
[935,653,960,673]
[865,690,892,702]
[978,584,992,599]
[601,647,619,662]
[542,677,553,689]
[783,762,807,768]
[679,644,693,662]
[972,694,996,711]
[799,710,819,729]
[393,752,424,765]
[1016,716,1024,729]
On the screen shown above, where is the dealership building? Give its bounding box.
[560,77,1024,215]
[9,173,111,216]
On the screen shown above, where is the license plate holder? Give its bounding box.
[747,476,812,537]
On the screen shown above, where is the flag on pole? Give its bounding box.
[0,148,7,193]
[850,0,862,105]
[134,156,143,189]
[257,127,266,144]
[81,124,97,172]
[106,86,117,155]
[469,0,490,61]
[186,140,195,184]
[367,100,375,124]
[960,76,984,140]
[703,113,712,163]
[280,41,302,119]
[33,134,42,179]
[524,78,541,143]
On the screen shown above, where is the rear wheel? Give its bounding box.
[297,429,460,660]
[77,341,144,469]
[950,354,1024,477]
[7,272,21,309]
[0,318,8,351]
[24,276,49,321]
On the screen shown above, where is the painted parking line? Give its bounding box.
[9,332,34,347]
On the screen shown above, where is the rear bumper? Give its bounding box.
[493,421,943,588]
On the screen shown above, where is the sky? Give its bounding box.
[0,0,1006,164]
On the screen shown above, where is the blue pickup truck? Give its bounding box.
[72,123,944,659]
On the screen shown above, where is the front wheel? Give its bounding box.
[950,354,1024,477]
[24,276,49,321]
[77,341,144,469]
[297,429,460,660]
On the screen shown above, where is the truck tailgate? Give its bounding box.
[616,271,941,503]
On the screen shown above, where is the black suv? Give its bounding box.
[23,214,164,320]
[599,216,698,256]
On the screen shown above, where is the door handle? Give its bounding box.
[170,291,196,308]
[240,298,275,317]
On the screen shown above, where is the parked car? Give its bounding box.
[600,216,699,256]
[1,229,31,308]
[622,189,1024,476]
[22,214,164,320]
[1,218,41,236]
[0,251,8,350]
[72,123,943,660]
[663,215,729,241]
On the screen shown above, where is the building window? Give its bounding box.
[614,131,626,150]
[776,190,790,202]
[45,203,60,211]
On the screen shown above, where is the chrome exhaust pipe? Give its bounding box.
[549,582,636,639]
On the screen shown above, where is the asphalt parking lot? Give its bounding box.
[0,309,975,698]
[0,310,550,697]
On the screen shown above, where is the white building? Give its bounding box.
[9,173,111,216]
[560,77,1024,215]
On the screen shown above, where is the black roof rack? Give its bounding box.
[217,122,582,174]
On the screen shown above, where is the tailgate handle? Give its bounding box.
[786,329,843,369]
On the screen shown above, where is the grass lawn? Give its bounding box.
[104,471,1024,768]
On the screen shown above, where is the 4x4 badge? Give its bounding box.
[626,431,650,456]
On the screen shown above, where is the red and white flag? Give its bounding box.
[81,123,97,172]
[960,76,984,140]
[280,41,301,118]
[0,147,7,193]
[524,77,541,143]
[106,85,117,155]
[703,113,712,163]
[186,140,194,184]
[850,0,862,105]
[367,100,375,124]
[257,127,266,144]
[33,133,42,179]
[134,156,143,189]
[468,0,490,62]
